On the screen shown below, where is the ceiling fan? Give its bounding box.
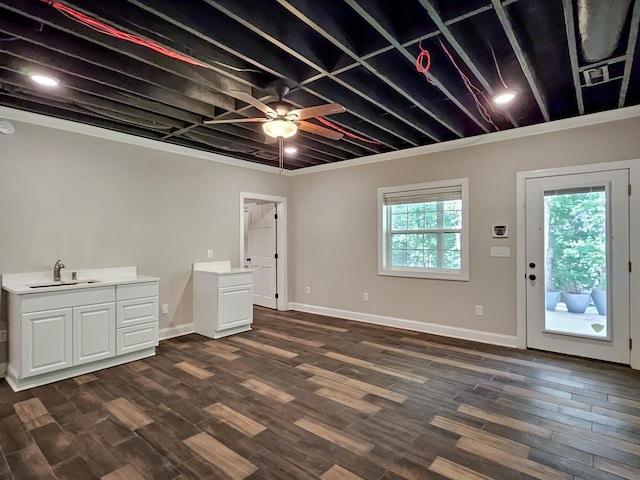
[203,83,345,142]
[203,84,345,170]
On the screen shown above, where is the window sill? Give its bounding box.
[378,268,469,281]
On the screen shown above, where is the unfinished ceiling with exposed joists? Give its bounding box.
[1,0,639,169]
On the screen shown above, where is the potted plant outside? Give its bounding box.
[556,259,595,314]
[591,272,607,316]
[545,190,606,314]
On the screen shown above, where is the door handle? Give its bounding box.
[529,274,536,281]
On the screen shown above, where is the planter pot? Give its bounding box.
[546,291,561,311]
[563,292,591,313]
[591,289,607,316]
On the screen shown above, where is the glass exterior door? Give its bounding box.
[525,170,630,364]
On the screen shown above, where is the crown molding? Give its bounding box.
[0,106,283,175]
[4,104,640,177]
[289,104,640,176]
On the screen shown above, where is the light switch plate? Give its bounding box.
[0,330,6,342]
[490,246,511,257]
[161,304,169,314]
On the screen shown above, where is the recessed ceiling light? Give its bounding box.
[284,146,298,154]
[493,89,517,105]
[29,73,60,88]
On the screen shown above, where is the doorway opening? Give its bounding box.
[240,192,288,311]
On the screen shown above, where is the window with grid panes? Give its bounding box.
[378,178,469,280]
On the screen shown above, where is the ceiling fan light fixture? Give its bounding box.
[29,73,60,88]
[493,88,517,105]
[263,119,297,139]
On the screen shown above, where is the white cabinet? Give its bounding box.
[4,277,159,392]
[193,263,254,339]
[21,308,73,377]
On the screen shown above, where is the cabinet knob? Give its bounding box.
[529,274,536,281]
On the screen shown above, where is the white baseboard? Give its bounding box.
[289,303,519,348]
[0,362,6,378]
[159,323,194,340]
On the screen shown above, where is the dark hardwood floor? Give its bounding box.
[1,307,640,479]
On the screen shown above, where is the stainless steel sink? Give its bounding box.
[27,280,101,289]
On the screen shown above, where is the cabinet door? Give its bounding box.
[73,303,116,365]
[21,308,72,378]
[218,284,253,330]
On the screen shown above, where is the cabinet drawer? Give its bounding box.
[218,272,252,288]
[116,322,158,355]
[21,286,115,314]
[116,282,159,301]
[117,297,158,328]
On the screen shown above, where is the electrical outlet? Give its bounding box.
[161,304,169,314]
[306,286,311,295]
[207,249,213,258]
[363,292,369,302]
[475,305,483,316]
[0,330,6,342]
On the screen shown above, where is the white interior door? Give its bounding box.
[247,203,277,309]
[525,169,630,363]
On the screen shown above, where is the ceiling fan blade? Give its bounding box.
[203,117,268,125]
[228,90,277,118]
[286,103,345,121]
[297,120,344,140]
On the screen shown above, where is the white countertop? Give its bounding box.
[193,261,253,275]
[2,266,159,295]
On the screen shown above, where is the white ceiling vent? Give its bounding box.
[583,65,610,86]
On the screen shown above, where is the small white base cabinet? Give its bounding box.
[193,261,254,339]
[2,267,159,392]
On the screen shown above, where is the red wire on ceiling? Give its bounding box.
[415,42,432,84]
[41,0,383,146]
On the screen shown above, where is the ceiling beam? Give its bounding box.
[199,0,438,146]
[0,92,167,137]
[0,42,218,118]
[619,0,640,107]
[0,15,235,112]
[415,0,519,128]
[490,0,550,122]
[343,0,495,134]
[276,0,468,138]
[4,0,375,159]
[0,65,202,124]
[0,70,184,129]
[125,0,401,151]
[562,0,585,115]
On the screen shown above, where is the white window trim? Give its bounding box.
[378,177,469,281]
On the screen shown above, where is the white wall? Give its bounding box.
[289,116,640,342]
[2,111,640,370]
[0,120,288,367]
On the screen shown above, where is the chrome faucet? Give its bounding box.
[53,259,65,282]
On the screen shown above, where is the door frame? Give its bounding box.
[516,159,640,369]
[240,192,288,311]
